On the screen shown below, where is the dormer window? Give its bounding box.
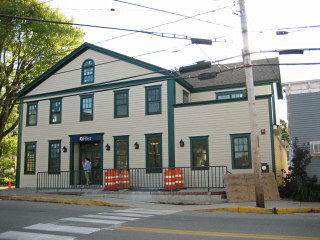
[82,59,94,84]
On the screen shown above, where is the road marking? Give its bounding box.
[116,226,320,240]
[83,214,139,221]
[0,231,75,240]
[113,209,178,215]
[100,212,153,217]
[24,223,100,234]
[61,217,125,225]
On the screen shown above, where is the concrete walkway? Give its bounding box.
[0,186,319,214]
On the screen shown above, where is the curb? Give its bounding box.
[193,207,320,214]
[0,195,133,208]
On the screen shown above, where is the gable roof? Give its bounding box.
[178,58,281,90]
[17,42,174,97]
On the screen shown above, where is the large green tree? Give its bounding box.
[0,0,84,145]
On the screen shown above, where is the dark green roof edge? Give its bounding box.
[16,42,175,97]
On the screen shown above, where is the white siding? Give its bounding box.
[174,99,272,173]
[25,49,164,97]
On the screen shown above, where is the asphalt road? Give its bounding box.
[0,200,319,240]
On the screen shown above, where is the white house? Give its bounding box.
[16,43,286,188]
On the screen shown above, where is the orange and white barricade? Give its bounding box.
[175,168,184,189]
[104,169,119,191]
[164,169,176,190]
[120,170,130,188]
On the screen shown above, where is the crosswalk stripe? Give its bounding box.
[0,231,75,240]
[24,223,100,234]
[82,214,139,221]
[113,209,178,215]
[60,217,125,225]
[100,212,153,218]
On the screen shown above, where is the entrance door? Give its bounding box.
[79,142,102,185]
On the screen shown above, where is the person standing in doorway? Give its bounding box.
[83,157,91,185]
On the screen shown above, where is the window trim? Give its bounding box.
[49,98,62,124]
[26,102,38,126]
[230,133,252,169]
[216,90,246,100]
[310,141,320,156]
[145,133,162,173]
[145,85,162,115]
[183,90,189,103]
[114,90,129,118]
[24,142,37,175]
[80,95,94,121]
[81,59,95,84]
[48,140,61,174]
[114,135,129,169]
[190,136,209,170]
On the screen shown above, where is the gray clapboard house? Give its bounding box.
[283,79,320,181]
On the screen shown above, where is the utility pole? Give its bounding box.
[238,0,265,208]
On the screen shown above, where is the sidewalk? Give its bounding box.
[0,186,320,214]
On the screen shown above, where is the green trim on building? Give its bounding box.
[48,140,62,174]
[24,141,37,175]
[80,94,94,121]
[189,136,209,170]
[230,133,252,169]
[145,85,162,115]
[167,79,176,168]
[49,98,62,124]
[16,101,24,188]
[113,135,130,169]
[26,101,38,126]
[145,133,163,173]
[268,97,276,173]
[81,58,95,84]
[114,89,129,118]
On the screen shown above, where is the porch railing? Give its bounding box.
[37,166,230,192]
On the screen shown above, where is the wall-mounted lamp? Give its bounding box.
[62,146,67,152]
[105,144,110,151]
[179,139,184,147]
[134,142,139,149]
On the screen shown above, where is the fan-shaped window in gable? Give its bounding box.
[82,59,95,84]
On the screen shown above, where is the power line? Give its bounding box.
[0,14,191,40]
[112,0,235,28]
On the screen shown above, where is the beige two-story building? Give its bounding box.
[16,43,286,188]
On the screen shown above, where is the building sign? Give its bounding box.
[70,135,102,142]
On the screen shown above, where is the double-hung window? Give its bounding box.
[145,86,161,115]
[24,142,36,174]
[146,134,162,173]
[230,133,252,169]
[190,136,209,169]
[114,90,129,118]
[183,90,189,103]
[82,59,95,84]
[48,140,61,174]
[27,102,38,126]
[114,136,129,169]
[80,95,93,121]
[50,99,62,124]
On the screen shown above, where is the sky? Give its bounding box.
[47,0,320,120]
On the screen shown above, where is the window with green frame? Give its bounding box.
[50,98,62,124]
[216,90,246,100]
[114,90,129,118]
[230,133,252,169]
[114,136,129,169]
[24,142,36,174]
[145,85,161,115]
[48,140,61,174]
[146,134,162,173]
[26,102,38,126]
[82,59,95,84]
[80,95,93,121]
[190,136,209,169]
[183,90,189,103]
